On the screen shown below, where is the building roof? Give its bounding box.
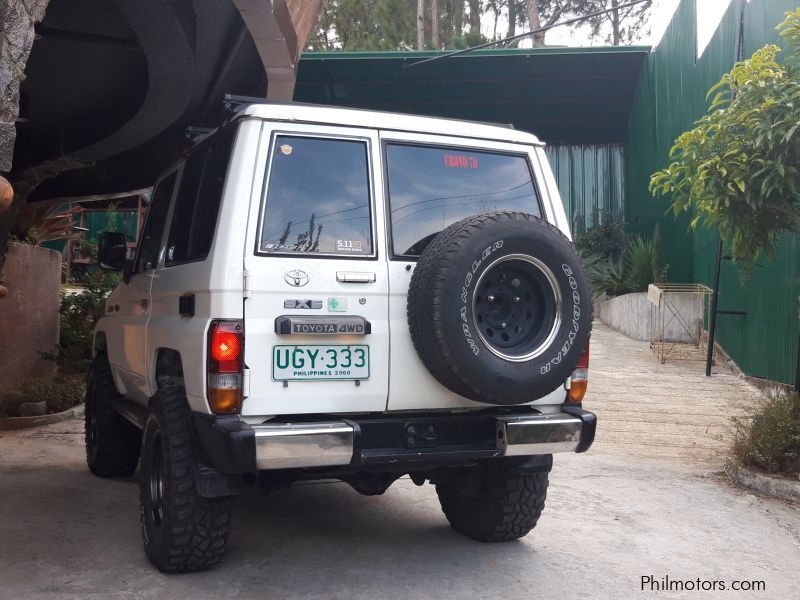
[295,46,651,145]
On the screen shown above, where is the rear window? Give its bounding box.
[258,136,373,256]
[386,144,541,257]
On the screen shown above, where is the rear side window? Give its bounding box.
[165,132,234,265]
[386,144,541,257]
[258,136,373,256]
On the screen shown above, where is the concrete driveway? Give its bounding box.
[1,324,798,599]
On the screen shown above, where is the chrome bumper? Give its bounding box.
[252,410,593,470]
[496,414,583,455]
[254,422,355,470]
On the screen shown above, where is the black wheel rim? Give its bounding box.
[472,254,562,361]
[147,431,166,527]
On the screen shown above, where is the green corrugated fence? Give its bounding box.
[625,0,800,384]
[545,144,625,235]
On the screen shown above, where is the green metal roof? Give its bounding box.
[295,46,651,144]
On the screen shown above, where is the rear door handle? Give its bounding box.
[140,298,149,309]
[336,271,376,283]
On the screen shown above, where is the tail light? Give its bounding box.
[207,320,244,414]
[566,339,590,403]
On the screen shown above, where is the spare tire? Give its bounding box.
[407,211,592,405]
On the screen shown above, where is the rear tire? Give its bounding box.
[139,377,232,573]
[85,353,141,478]
[435,459,549,542]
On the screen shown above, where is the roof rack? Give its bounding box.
[223,94,273,113]
[185,126,214,142]
[222,94,516,130]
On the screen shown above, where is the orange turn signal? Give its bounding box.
[566,340,590,403]
[208,385,241,414]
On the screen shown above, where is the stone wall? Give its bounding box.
[1,0,49,173]
[0,242,60,392]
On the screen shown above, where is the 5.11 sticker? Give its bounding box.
[337,239,363,252]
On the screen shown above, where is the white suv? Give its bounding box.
[89,99,595,573]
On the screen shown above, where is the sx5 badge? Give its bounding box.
[283,299,322,309]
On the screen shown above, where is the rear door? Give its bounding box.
[242,125,389,416]
[380,131,566,411]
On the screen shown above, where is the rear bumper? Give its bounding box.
[192,407,596,474]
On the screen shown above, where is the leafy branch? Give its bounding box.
[650,9,800,266]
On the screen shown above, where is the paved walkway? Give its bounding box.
[587,321,764,466]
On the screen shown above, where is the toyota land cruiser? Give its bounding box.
[89,99,595,572]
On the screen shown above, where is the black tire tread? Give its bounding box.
[85,354,141,478]
[436,460,548,542]
[140,376,231,573]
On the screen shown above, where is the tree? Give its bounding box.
[432,0,440,47]
[468,0,481,32]
[650,9,800,265]
[307,0,419,51]
[523,1,590,47]
[580,0,652,46]
[417,0,425,49]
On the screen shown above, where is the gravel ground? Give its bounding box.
[0,323,797,599]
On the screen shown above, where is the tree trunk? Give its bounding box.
[507,0,517,39]
[432,0,439,48]
[453,0,463,37]
[525,0,545,47]
[417,0,425,49]
[468,0,480,32]
[611,0,621,46]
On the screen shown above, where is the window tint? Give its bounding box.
[386,144,541,257]
[166,132,234,265]
[259,136,372,256]
[134,172,177,274]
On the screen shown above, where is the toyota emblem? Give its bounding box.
[285,269,309,287]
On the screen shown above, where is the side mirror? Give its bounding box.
[98,231,127,271]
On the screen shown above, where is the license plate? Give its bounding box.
[272,345,370,381]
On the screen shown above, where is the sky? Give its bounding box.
[484,0,736,51]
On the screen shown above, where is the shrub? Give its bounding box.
[574,211,626,261]
[0,372,85,417]
[731,393,800,476]
[624,236,656,293]
[55,281,116,372]
[581,234,667,298]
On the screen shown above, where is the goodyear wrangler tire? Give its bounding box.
[407,211,592,405]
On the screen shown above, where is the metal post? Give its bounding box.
[705,239,723,377]
[795,332,800,394]
[795,294,800,393]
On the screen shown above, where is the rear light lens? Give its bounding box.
[567,339,590,403]
[207,320,244,414]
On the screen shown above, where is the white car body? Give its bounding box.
[97,103,574,421]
